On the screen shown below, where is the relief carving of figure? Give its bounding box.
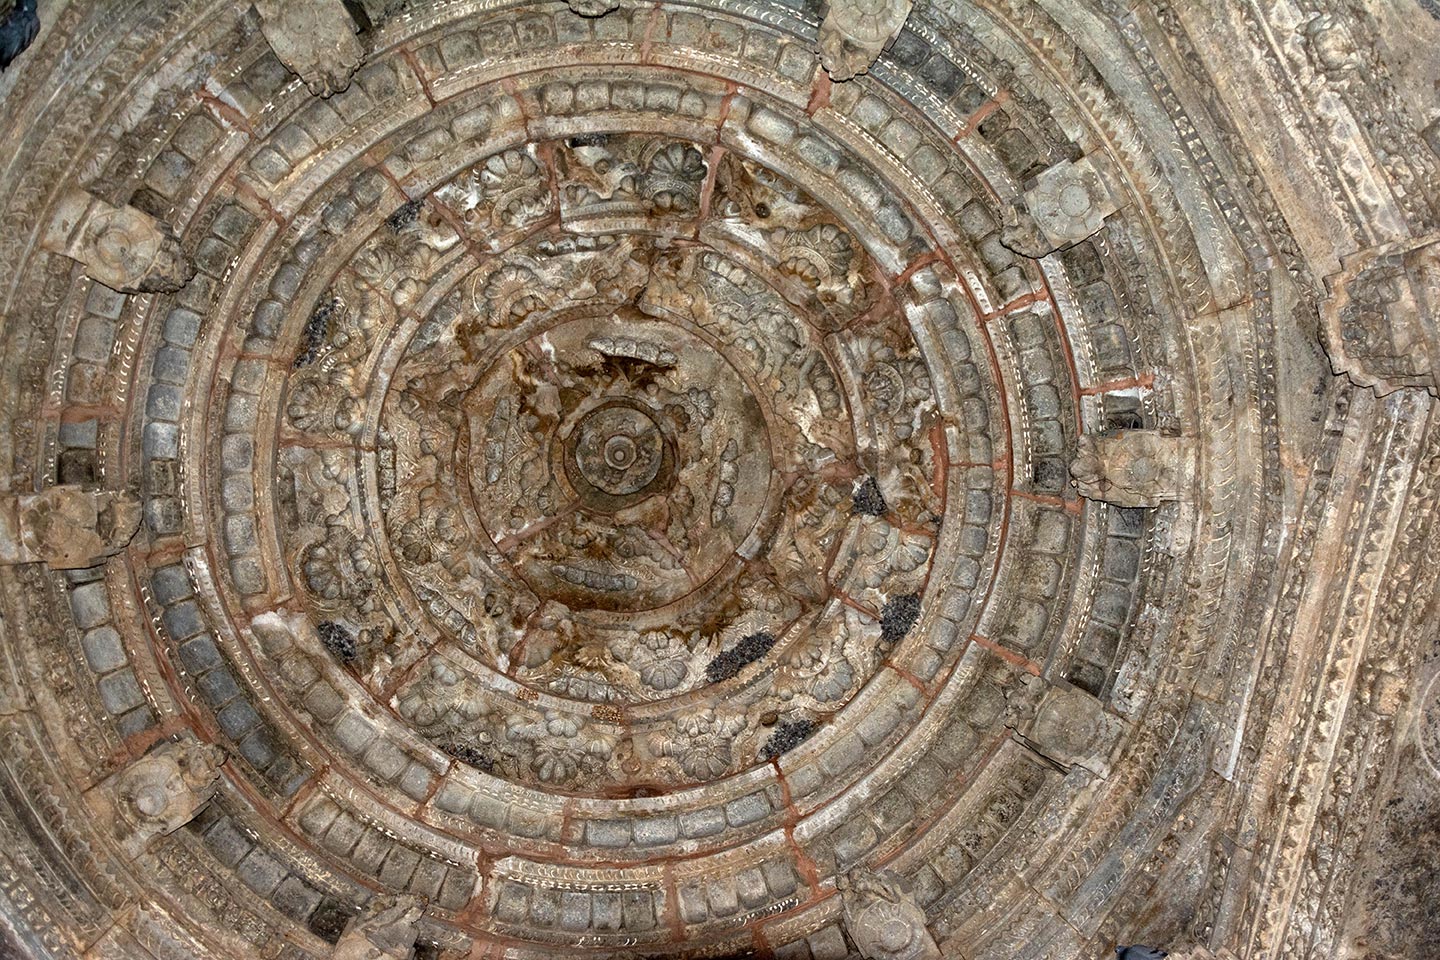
[838,866,941,960]
[817,0,915,82]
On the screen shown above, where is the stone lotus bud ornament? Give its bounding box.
[111,739,226,856]
[253,0,365,98]
[0,486,141,569]
[42,190,194,294]
[817,0,914,82]
[333,895,425,960]
[839,867,941,960]
[1071,431,1190,509]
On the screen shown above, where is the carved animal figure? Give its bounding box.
[0,0,39,71]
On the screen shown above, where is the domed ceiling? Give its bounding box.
[0,1,1437,959]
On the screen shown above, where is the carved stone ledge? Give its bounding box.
[41,190,194,294]
[0,487,141,569]
[1320,235,1440,397]
[1001,156,1121,259]
[838,867,940,960]
[253,0,365,98]
[817,0,914,82]
[333,895,425,960]
[99,738,226,858]
[1071,431,1192,508]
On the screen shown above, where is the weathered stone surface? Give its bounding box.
[1071,431,1191,508]
[1320,235,1440,397]
[817,0,914,81]
[0,487,141,569]
[839,866,940,960]
[1002,156,1121,259]
[102,737,226,856]
[41,190,193,293]
[0,2,1436,959]
[253,0,365,98]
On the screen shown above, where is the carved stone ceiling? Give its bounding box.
[0,1,1437,960]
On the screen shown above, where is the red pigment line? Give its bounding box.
[197,88,253,136]
[895,251,944,285]
[772,761,823,899]
[661,862,688,940]
[1010,489,1083,514]
[232,178,288,227]
[696,144,727,219]
[969,632,1043,676]
[981,289,1049,321]
[638,3,664,61]
[928,419,949,509]
[806,71,832,115]
[714,82,739,139]
[1079,372,1156,396]
[886,661,928,695]
[953,89,1009,141]
[398,46,438,106]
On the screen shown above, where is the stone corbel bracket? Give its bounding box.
[817,0,914,82]
[838,867,940,960]
[333,895,426,960]
[92,737,227,859]
[253,0,365,98]
[1001,154,1122,259]
[0,486,141,569]
[41,190,194,294]
[1005,675,1125,779]
[1070,430,1193,509]
[1319,235,1440,397]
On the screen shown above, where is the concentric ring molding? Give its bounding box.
[4,0,1427,958]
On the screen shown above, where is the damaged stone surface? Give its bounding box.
[0,487,141,569]
[1071,431,1192,508]
[839,866,940,960]
[1002,156,1121,259]
[253,0,365,98]
[41,189,194,294]
[817,0,913,81]
[1320,235,1440,397]
[98,737,226,857]
[333,896,425,960]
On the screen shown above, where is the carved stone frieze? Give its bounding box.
[1001,156,1121,259]
[817,0,914,82]
[1320,235,1440,397]
[253,0,365,98]
[41,190,193,294]
[1071,431,1192,508]
[0,487,140,569]
[838,867,940,960]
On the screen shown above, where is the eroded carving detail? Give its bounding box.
[0,487,141,569]
[1320,235,1440,397]
[108,738,226,856]
[838,867,940,960]
[1071,431,1190,508]
[41,190,193,294]
[1001,156,1120,259]
[333,895,425,960]
[817,0,914,81]
[253,0,365,98]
